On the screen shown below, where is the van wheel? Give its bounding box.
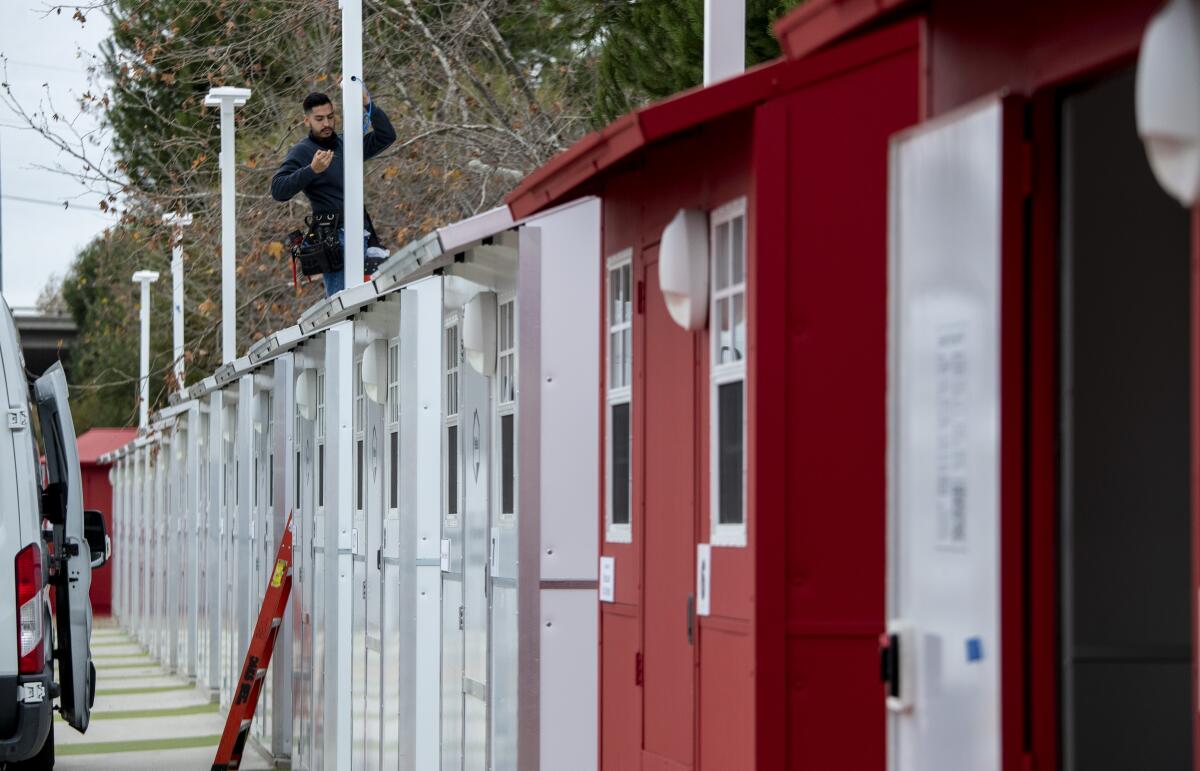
[9,721,53,769]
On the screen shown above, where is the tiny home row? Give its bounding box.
[104,198,601,770]
[102,0,1200,769]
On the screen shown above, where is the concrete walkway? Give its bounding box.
[53,620,273,770]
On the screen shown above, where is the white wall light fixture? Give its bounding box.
[361,339,388,404]
[253,393,268,435]
[463,291,498,375]
[222,402,237,443]
[660,208,710,331]
[296,369,317,421]
[1137,0,1200,206]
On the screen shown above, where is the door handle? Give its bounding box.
[686,594,695,646]
[879,632,900,699]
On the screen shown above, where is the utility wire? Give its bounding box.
[1,193,108,212]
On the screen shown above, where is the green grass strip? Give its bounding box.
[57,733,222,756]
[57,702,218,721]
[92,653,150,661]
[95,683,192,696]
[98,673,178,682]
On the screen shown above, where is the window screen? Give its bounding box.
[318,444,325,508]
[389,430,399,510]
[501,413,514,515]
[717,381,744,525]
[611,402,630,526]
[447,425,458,516]
[356,439,364,511]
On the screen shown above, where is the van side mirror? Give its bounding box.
[83,510,109,569]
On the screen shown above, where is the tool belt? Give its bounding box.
[289,213,343,277]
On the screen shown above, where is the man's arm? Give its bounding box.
[271,144,318,202]
[363,103,397,160]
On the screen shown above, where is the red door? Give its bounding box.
[640,251,698,770]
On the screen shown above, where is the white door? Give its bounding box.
[887,96,1008,771]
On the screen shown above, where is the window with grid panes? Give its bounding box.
[498,299,516,523]
[710,199,747,545]
[316,370,326,509]
[354,357,365,512]
[444,320,460,527]
[606,250,633,542]
[387,340,400,511]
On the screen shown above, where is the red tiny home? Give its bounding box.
[510,1,1196,770]
[511,17,922,771]
[77,427,135,615]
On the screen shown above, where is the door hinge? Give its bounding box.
[635,651,643,686]
[361,579,367,600]
[458,605,465,630]
[636,279,645,315]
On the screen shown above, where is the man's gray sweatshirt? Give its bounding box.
[270,103,396,215]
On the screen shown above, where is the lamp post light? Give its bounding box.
[204,86,251,363]
[131,270,160,429]
[163,212,192,392]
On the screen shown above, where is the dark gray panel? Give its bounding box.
[1060,66,1193,769]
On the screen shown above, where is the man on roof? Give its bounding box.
[271,88,396,296]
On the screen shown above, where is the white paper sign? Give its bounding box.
[696,544,711,617]
[599,556,615,603]
[440,538,451,572]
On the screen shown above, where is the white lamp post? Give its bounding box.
[704,0,745,85]
[132,270,160,429]
[204,87,252,363]
[342,0,365,288]
[163,212,192,392]
[1137,0,1200,206]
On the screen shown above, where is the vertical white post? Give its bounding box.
[164,213,192,390]
[703,0,746,85]
[205,88,251,363]
[341,0,365,287]
[132,270,160,429]
[220,101,236,362]
[324,321,354,768]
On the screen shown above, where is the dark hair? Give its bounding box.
[303,92,332,113]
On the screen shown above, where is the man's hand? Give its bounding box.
[362,86,370,107]
[311,149,334,174]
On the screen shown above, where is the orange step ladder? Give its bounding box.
[211,512,294,770]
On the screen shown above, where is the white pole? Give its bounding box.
[341,0,365,288]
[132,270,160,429]
[704,0,746,85]
[205,87,251,363]
[164,212,192,391]
[219,101,236,362]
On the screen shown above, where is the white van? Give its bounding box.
[0,297,105,768]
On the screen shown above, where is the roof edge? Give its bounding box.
[774,0,916,60]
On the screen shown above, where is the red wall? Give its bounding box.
[594,21,921,770]
[80,462,113,615]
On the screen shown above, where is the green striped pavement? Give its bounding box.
[57,734,223,756]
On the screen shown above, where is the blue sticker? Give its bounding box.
[966,637,984,662]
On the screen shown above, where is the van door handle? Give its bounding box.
[686,594,695,646]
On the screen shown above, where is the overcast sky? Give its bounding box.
[0,4,118,309]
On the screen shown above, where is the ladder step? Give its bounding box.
[255,668,268,680]
[270,617,282,628]
[239,719,251,731]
